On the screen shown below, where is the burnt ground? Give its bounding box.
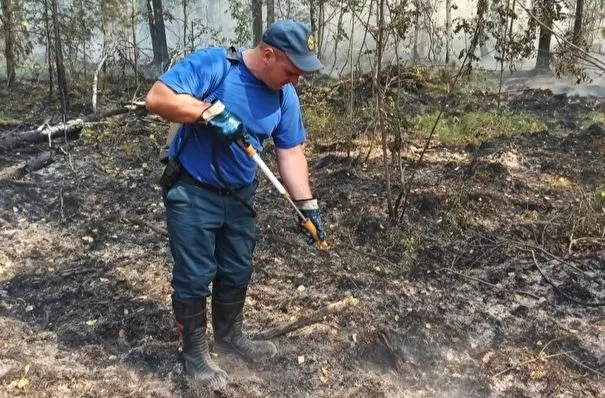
[0,77,604,398]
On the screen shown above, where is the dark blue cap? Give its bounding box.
[262,19,324,73]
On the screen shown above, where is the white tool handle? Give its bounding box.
[251,153,288,196]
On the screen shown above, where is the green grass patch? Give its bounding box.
[583,112,605,128]
[414,111,545,145]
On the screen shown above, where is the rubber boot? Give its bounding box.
[212,283,277,362]
[172,296,228,386]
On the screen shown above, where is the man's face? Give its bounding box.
[263,47,303,90]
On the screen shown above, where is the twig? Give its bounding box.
[539,335,573,356]
[59,186,65,222]
[563,353,605,378]
[344,243,399,269]
[569,237,605,251]
[515,290,542,300]
[123,216,168,237]
[344,233,399,269]
[492,351,574,378]
[531,250,605,307]
[521,243,596,282]
[436,268,501,289]
[258,297,359,339]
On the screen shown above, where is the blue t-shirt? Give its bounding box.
[158,47,307,188]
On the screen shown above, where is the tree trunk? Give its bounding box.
[44,0,53,96]
[266,0,275,26]
[535,0,554,72]
[182,0,187,49]
[131,0,138,84]
[252,0,263,46]
[329,0,345,75]
[1,0,16,87]
[51,0,68,112]
[572,0,584,46]
[309,0,317,42]
[445,0,451,63]
[317,1,325,59]
[147,0,169,65]
[412,0,420,61]
[376,0,393,217]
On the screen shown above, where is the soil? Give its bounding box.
[1,75,604,398]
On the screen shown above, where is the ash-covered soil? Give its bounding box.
[1,78,604,398]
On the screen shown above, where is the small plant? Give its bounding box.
[545,175,572,189]
[304,103,336,140]
[385,227,424,272]
[442,183,473,234]
[595,185,605,212]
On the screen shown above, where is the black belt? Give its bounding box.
[178,170,247,196]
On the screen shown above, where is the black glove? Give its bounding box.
[200,100,248,143]
[295,198,327,246]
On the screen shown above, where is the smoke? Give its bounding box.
[493,70,605,98]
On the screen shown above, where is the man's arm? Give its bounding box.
[275,144,313,200]
[145,81,211,124]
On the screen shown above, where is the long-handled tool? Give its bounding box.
[238,139,328,249]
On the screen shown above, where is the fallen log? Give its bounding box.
[0,104,146,150]
[258,296,359,339]
[0,151,53,181]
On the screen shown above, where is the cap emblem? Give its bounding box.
[307,35,315,51]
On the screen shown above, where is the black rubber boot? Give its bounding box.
[212,283,277,362]
[172,296,228,386]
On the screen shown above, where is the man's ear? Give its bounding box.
[262,46,277,63]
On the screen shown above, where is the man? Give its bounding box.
[144,19,327,386]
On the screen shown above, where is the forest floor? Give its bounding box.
[1,71,605,398]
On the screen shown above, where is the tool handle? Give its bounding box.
[238,138,328,250]
[300,218,329,249]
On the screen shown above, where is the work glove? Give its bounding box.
[200,100,248,143]
[294,198,327,246]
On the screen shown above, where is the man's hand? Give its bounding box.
[295,198,327,246]
[201,100,247,143]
